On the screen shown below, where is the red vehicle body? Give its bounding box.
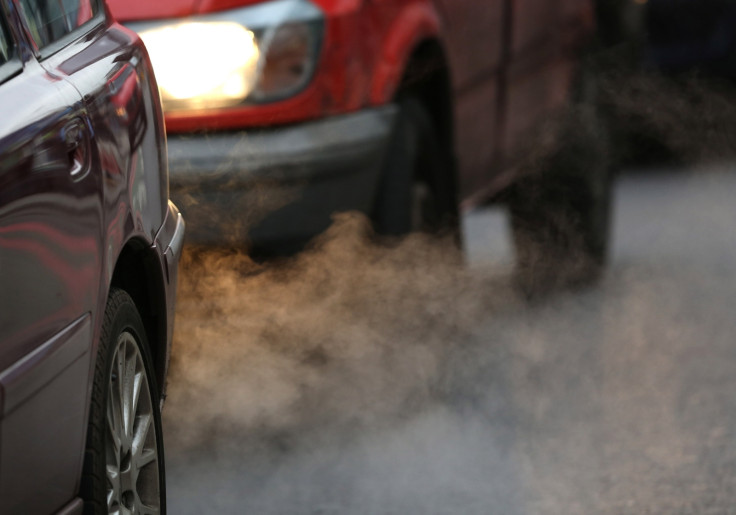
[108,0,606,271]
[0,0,183,513]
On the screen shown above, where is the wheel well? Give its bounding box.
[396,39,458,207]
[110,240,167,398]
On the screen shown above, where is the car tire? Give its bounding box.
[372,97,459,237]
[81,288,166,515]
[508,104,614,297]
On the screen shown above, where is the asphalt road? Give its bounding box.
[163,165,736,514]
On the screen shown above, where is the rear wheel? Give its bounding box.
[82,288,166,515]
[508,105,613,296]
[372,97,459,237]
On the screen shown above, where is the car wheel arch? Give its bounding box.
[395,38,459,216]
[108,238,168,400]
[396,39,454,153]
[369,2,444,105]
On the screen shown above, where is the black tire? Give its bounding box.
[81,288,166,515]
[508,104,614,297]
[372,97,459,237]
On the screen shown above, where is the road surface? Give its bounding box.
[163,165,736,514]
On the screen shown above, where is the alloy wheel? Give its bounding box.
[105,332,161,515]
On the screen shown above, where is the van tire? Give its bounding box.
[372,97,459,238]
[508,106,613,297]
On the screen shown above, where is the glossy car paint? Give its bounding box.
[0,1,182,513]
[109,0,593,208]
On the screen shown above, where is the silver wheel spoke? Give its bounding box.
[117,350,128,437]
[122,344,135,439]
[106,464,120,484]
[107,463,121,512]
[106,479,117,510]
[130,371,143,433]
[107,386,123,453]
[139,502,160,515]
[136,447,157,470]
[132,413,152,458]
[123,344,140,440]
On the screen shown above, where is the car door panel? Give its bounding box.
[0,36,100,515]
[503,0,582,155]
[435,0,505,88]
[0,315,91,514]
[454,79,500,199]
[42,22,168,246]
[434,0,505,198]
[0,59,98,374]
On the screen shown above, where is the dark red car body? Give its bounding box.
[0,1,184,513]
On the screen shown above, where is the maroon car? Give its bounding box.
[0,0,184,513]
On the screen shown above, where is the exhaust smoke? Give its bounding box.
[162,62,736,513]
[166,213,510,450]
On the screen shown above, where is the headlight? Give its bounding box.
[140,22,259,109]
[130,0,323,112]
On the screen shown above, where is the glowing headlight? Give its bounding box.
[140,22,260,110]
[130,0,323,113]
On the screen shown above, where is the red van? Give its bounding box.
[109,0,611,288]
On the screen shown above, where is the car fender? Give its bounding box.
[312,0,364,15]
[369,1,443,105]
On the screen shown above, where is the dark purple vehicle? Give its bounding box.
[0,0,184,513]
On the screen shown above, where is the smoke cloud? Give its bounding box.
[160,52,736,514]
[165,214,506,449]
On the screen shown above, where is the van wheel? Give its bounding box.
[81,288,166,515]
[508,107,613,297]
[372,97,459,237]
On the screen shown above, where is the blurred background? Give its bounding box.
[158,1,736,513]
